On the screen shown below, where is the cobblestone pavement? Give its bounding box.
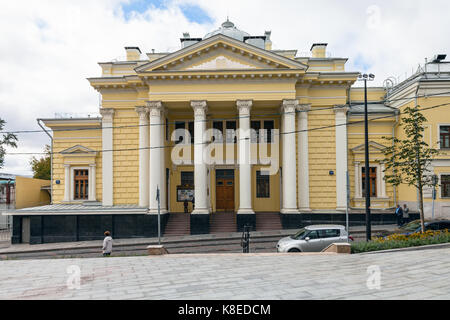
[0,248,449,300]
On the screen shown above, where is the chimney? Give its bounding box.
[310,43,328,58]
[264,31,272,50]
[125,47,141,61]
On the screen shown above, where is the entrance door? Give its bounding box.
[216,170,235,212]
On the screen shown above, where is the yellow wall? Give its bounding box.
[15,176,51,209]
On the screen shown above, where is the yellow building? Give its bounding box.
[10,20,450,243]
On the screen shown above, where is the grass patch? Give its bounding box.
[351,230,450,253]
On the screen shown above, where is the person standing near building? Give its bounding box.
[102,231,113,257]
[402,204,410,225]
[395,205,403,227]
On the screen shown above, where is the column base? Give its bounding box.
[336,207,347,211]
[237,209,255,215]
[148,209,169,215]
[191,209,210,215]
[280,208,300,214]
[299,207,312,213]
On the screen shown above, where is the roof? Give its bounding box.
[305,225,346,230]
[203,19,250,41]
[349,103,397,114]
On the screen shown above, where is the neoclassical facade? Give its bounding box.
[10,20,450,243]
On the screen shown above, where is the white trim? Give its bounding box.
[437,123,450,150]
[438,173,450,199]
[150,90,296,96]
[355,163,386,199]
[335,107,348,210]
[69,166,90,201]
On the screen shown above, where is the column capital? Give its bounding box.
[296,104,311,112]
[100,108,115,121]
[191,100,208,116]
[236,100,253,115]
[281,99,298,113]
[146,101,164,117]
[334,105,349,116]
[135,106,149,120]
[89,163,97,167]
[64,164,71,168]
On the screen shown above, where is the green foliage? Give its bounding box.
[0,118,18,169]
[30,145,51,180]
[382,106,439,189]
[351,231,450,253]
[382,106,440,232]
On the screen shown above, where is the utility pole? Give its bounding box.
[359,73,375,241]
[156,185,161,245]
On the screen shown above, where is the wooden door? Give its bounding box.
[216,178,234,212]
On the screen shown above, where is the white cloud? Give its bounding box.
[1,0,449,175]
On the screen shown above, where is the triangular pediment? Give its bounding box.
[135,34,308,73]
[352,141,386,154]
[61,145,97,155]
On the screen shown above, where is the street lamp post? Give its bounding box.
[359,73,375,241]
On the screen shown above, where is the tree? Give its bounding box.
[30,145,51,180]
[0,118,18,169]
[382,106,439,233]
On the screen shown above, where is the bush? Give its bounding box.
[351,229,450,253]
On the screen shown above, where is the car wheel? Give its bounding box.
[288,248,301,253]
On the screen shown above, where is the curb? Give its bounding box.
[357,242,450,255]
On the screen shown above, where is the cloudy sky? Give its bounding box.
[1,0,449,176]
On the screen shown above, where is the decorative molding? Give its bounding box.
[334,105,349,116]
[191,100,208,116]
[99,108,115,121]
[236,100,253,114]
[135,106,149,120]
[146,101,164,117]
[281,99,298,113]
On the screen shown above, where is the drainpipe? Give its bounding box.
[37,119,53,204]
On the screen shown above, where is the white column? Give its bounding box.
[237,100,254,214]
[191,101,209,214]
[88,163,97,201]
[335,106,349,210]
[380,162,387,197]
[160,114,167,211]
[64,164,70,202]
[100,108,114,206]
[281,99,299,214]
[354,162,361,198]
[147,101,166,214]
[297,104,311,212]
[136,106,149,207]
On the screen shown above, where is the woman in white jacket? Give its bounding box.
[102,231,113,257]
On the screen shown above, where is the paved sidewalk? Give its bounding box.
[0,225,397,255]
[0,247,448,300]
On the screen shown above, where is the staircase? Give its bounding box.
[163,213,190,237]
[210,212,237,234]
[255,212,282,231]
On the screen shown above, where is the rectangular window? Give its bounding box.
[256,171,270,198]
[251,121,261,143]
[441,175,450,198]
[74,169,89,200]
[226,121,237,143]
[263,120,274,143]
[175,121,185,144]
[165,118,168,141]
[181,171,194,187]
[362,167,377,197]
[440,126,450,148]
[212,121,223,143]
[188,121,194,144]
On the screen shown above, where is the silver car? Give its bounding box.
[277,225,352,253]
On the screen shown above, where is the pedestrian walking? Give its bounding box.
[395,205,403,227]
[402,204,410,225]
[102,231,113,257]
[191,196,195,211]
